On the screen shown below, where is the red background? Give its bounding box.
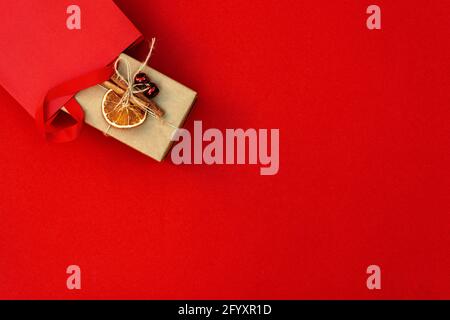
[0,0,449,299]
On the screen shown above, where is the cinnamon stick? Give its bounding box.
[102,80,165,118]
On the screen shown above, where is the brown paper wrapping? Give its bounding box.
[74,53,197,162]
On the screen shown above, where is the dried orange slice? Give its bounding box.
[102,90,147,129]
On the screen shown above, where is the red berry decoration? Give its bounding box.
[134,72,150,85]
[144,82,160,99]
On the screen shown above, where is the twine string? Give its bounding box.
[101,38,179,135]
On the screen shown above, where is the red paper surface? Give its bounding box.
[0,0,141,117]
[0,0,449,299]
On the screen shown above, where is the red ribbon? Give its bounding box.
[35,36,145,143]
[35,65,115,143]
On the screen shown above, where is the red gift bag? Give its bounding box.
[0,0,142,142]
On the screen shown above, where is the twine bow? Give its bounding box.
[113,37,159,119]
[102,38,179,135]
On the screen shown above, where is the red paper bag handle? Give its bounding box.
[35,36,145,143]
[35,65,115,143]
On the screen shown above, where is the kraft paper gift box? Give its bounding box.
[75,54,197,161]
[0,0,196,161]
